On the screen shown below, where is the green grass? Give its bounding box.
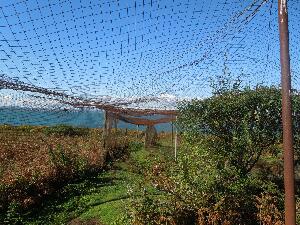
[3,134,175,225]
[20,162,141,225]
[13,137,173,225]
[78,169,141,224]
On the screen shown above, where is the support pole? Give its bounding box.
[103,111,113,149]
[174,116,177,161]
[114,117,118,130]
[171,120,174,146]
[145,125,158,147]
[278,0,296,224]
[102,110,107,148]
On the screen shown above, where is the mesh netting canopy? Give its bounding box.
[0,0,299,113]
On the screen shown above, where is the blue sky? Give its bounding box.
[0,0,299,108]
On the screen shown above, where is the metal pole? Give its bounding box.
[174,116,177,161]
[171,120,174,146]
[278,0,296,224]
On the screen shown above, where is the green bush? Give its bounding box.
[43,124,89,136]
[178,87,284,175]
[178,86,300,173]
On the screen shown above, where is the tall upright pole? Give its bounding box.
[278,0,296,224]
[171,120,174,146]
[102,110,107,148]
[174,116,177,161]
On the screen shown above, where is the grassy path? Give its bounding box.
[75,141,174,225]
[23,139,174,225]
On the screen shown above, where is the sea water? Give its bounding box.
[0,107,172,132]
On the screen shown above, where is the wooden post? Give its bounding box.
[145,125,158,147]
[114,117,118,130]
[113,114,118,149]
[103,111,113,149]
[102,110,106,148]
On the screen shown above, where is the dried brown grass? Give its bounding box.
[0,127,102,184]
[0,125,133,210]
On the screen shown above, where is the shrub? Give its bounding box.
[256,193,284,225]
[129,141,144,152]
[130,87,289,224]
[177,87,284,175]
[47,144,92,180]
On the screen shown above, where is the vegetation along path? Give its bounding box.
[19,136,174,225]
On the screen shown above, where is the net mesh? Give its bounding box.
[0,0,299,124]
